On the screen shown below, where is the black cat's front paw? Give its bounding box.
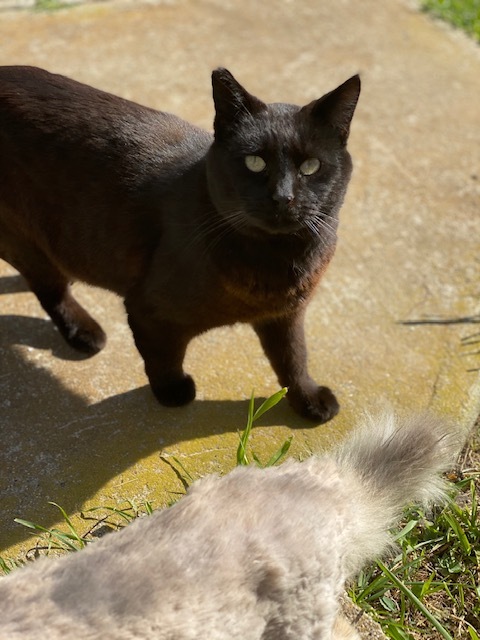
[151,374,196,407]
[287,385,339,424]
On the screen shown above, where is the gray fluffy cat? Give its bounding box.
[0,414,457,640]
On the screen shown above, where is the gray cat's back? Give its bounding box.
[0,460,345,640]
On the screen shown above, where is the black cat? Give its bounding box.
[0,66,360,422]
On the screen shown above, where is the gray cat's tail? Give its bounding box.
[333,413,461,574]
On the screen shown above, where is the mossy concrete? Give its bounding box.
[1,0,479,582]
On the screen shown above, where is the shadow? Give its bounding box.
[400,314,480,326]
[400,314,480,373]
[0,274,29,295]
[0,314,104,361]
[0,314,314,554]
[0,273,99,361]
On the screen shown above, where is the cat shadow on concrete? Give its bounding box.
[0,306,314,555]
[0,274,28,295]
[0,274,104,362]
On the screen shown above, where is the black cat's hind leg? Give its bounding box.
[253,313,339,424]
[34,281,107,355]
[1,240,106,355]
[125,299,196,407]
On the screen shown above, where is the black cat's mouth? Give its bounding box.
[222,206,337,242]
[251,218,304,236]
[227,208,305,237]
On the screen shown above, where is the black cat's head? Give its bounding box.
[206,68,360,241]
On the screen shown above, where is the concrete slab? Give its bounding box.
[0,0,479,585]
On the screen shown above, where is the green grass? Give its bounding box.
[236,387,290,467]
[422,0,480,42]
[0,500,153,571]
[34,0,77,11]
[350,465,480,639]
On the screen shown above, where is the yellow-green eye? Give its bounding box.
[245,155,266,173]
[299,158,321,176]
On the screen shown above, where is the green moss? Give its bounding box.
[34,0,76,11]
[422,0,480,42]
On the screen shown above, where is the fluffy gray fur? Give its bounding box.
[0,413,458,640]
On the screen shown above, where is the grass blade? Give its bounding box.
[237,390,256,466]
[392,518,420,542]
[237,389,291,468]
[443,512,471,554]
[264,436,293,467]
[377,560,454,640]
[468,625,480,640]
[252,388,288,421]
[14,518,52,534]
[49,502,85,547]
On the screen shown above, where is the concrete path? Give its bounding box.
[1,0,479,603]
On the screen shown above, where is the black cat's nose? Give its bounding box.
[272,172,295,207]
[272,191,294,206]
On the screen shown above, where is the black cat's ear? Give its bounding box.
[211,68,267,140]
[306,75,361,144]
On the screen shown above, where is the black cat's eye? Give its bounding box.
[299,158,321,176]
[245,155,266,173]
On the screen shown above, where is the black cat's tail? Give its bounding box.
[333,412,461,574]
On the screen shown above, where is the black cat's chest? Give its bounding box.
[214,250,332,322]
[146,235,330,328]
[210,231,335,324]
